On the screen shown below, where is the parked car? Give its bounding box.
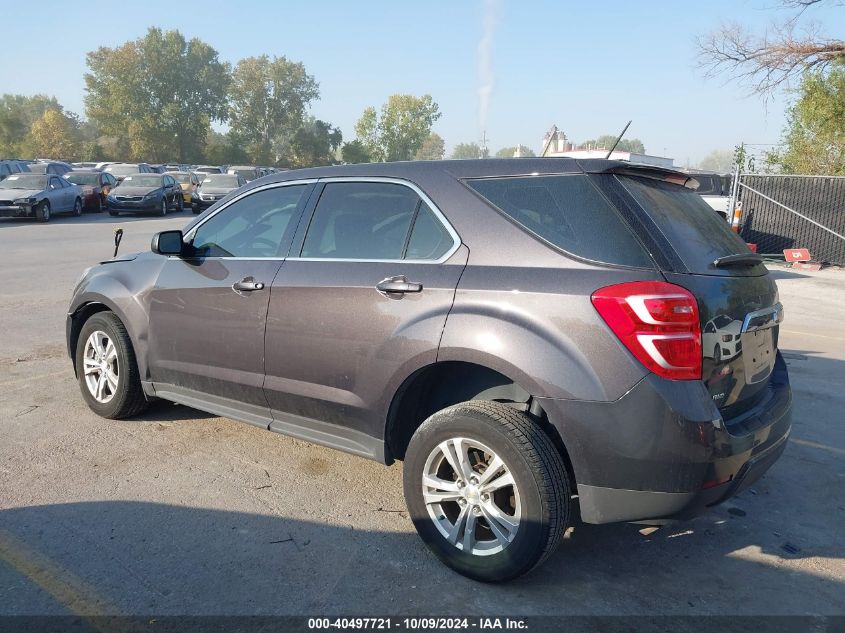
[72,162,99,169]
[165,171,202,213]
[0,159,30,180]
[226,165,261,182]
[65,170,118,213]
[27,160,73,176]
[0,173,82,221]
[193,165,223,175]
[196,173,246,209]
[106,173,183,216]
[149,165,167,174]
[104,163,153,182]
[66,159,791,582]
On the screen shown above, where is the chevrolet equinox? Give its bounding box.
[67,159,792,582]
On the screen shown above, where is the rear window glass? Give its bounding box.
[619,176,753,274]
[466,174,654,268]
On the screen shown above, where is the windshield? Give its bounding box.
[0,174,48,189]
[118,175,162,188]
[201,175,240,187]
[66,173,99,186]
[618,175,757,275]
[168,173,192,184]
[230,169,255,179]
[105,165,141,175]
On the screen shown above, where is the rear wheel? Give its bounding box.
[403,401,570,582]
[75,312,148,419]
[35,200,50,222]
[175,195,183,212]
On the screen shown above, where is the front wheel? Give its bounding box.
[159,198,167,216]
[35,200,50,222]
[75,312,148,419]
[72,198,82,217]
[403,401,571,582]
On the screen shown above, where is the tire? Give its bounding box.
[95,196,103,213]
[35,200,50,222]
[108,210,119,217]
[403,401,570,582]
[75,311,148,419]
[192,204,201,215]
[72,198,82,217]
[175,195,183,212]
[159,198,167,216]
[714,345,722,363]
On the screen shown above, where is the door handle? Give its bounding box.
[376,277,423,294]
[233,278,265,292]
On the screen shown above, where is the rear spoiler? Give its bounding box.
[597,163,700,191]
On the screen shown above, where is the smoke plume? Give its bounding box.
[477,0,501,135]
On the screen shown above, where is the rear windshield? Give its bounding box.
[619,176,754,274]
[466,174,654,268]
[202,175,240,187]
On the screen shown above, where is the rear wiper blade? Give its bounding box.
[713,253,764,268]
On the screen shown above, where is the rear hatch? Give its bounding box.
[605,168,782,415]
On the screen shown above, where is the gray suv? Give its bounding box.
[67,159,791,582]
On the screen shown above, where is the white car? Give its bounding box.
[703,315,743,362]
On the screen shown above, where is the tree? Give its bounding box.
[580,135,645,154]
[0,94,64,157]
[698,0,845,93]
[285,117,342,168]
[451,142,485,159]
[414,133,446,160]
[341,140,371,164]
[698,149,737,172]
[29,110,81,160]
[495,145,536,158]
[228,55,319,165]
[767,62,845,174]
[85,28,230,162]
[354,94,441,162]
[204,130,249,166]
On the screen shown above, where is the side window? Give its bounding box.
[190,185,308,258]
[406,203,454,260]
[301,182,420,260]
[49,177,60,189]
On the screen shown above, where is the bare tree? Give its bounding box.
[697,0,845,93]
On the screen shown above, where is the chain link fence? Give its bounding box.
[737,174,845,265]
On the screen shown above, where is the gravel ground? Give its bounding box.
[0,213,843,617]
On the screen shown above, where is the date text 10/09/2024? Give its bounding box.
[307,618,528,630]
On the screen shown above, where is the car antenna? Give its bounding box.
[113,227,123,258]
[605,120,632,159]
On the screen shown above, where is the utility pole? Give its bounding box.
[480,130,489,159]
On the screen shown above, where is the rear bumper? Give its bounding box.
[538,351,792,524]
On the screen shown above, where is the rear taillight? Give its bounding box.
[591,281,702,380]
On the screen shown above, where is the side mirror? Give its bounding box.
[151,230,184,256]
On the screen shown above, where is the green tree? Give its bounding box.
[451,142,485,159]
[767,63,845,175]
[341,140,371,164]
[204,130,249,166]
[285,117,342,168]
[580,135,645,154]
[85,28,230,163]
[0,94,64,156]
[354,94,441,162]
[29,110,81,160]
[698,149,736,173]
[228,55,319,165]
[414,133,446,160]
[495,145,536,158]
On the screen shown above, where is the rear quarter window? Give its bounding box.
[466,174,655,268]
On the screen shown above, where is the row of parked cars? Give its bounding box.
[0,159,282,222]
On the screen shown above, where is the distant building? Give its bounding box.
[541,128,675,168]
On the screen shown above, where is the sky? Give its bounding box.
[3,0,843,165]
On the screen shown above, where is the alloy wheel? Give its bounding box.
[422,437,521,556]
[83,330,119,403]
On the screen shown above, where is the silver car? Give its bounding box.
[0,173,83,222]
